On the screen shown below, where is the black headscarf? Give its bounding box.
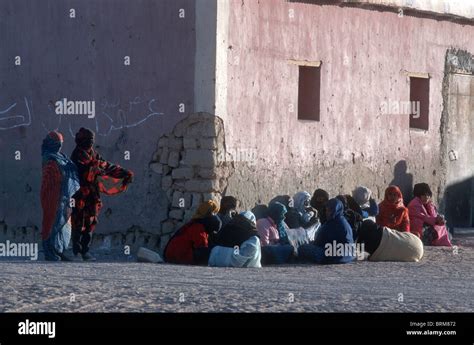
[195,215,222,234]
[310,189,329,224]
[269,195,293,209]
[219,196,238,214]
[357,219,383,255]
[413,183,432,198]
[345,195,363,216]
[215,214,258,248]
[75,127,95,150]
[195,215,222,247]
[336,195,363,241]
[252,204,269,220]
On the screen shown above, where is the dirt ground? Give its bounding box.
[0,237,473,313]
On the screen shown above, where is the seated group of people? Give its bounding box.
[163,182,452,268]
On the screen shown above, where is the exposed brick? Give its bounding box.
[168,151,180,168]
[191,193,202,208]
[161,175,173,190]
[172,191,183,207]
[185,179,219,193]
[169,209,184,220]
[149,162,163,174]
[197,168,216,179]
[183,193,192,208]
[161,221,176,235]
[199,137,217,149]
[183,149,216,167]
[183,137,198,149]
[168,137,183,150]
[183,210,194,223]
[159,147,169,164]
[158,137,168,148]
[171,167,194,179]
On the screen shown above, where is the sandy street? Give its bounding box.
[0,238,473,313]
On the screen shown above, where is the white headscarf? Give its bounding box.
[352,186,372,208]
[240,211,257,225]
[293,191,311,213]
[293,191,315,223]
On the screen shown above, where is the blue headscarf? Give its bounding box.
[268,202,289,245]
[41,131,80,203]
[240,211,257,225]
[314,198,354,264]
[41,131,80,260]
[325,198,345,221]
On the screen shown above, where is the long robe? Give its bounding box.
[41,134,80,260]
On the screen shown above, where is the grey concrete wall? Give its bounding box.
[0,0,198,245]
[440,49,474,228]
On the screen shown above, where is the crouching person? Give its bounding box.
[164,215,222,265]
[408,183,452,247]
[357,220,423,262]
[298,198,355,264]
[209,211,261,268]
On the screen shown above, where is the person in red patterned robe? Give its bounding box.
[71,128,133,261]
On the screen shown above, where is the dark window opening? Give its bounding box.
[298,65,320,121]
[409,76,430,130]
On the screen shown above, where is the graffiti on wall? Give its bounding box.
[0,96,164,136]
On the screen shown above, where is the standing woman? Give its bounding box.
[71,128,134,261]
[376,186,410,232]
[41,131,80,261]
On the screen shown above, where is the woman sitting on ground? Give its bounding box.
[357,219,423,262]
[286,191,319,228]
[257,201,290,245]
[407,183,452,247]
[310,188,330,224]
[215,211,259,248]
[336,195,364,241]
[251,204,269,221]
[256,202,294,264]
[217,196,238,228]
[376,186,410,232]
[269,195,298,229]
[284,191,320,241]
[192,200,219,219]
[164,215,222,265]
[209,211,261,268]
[298,198,355,265]
[352,186,379,219]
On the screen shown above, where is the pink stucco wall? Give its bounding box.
[219,0,474,207]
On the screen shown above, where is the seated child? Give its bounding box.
[407,183,452,246]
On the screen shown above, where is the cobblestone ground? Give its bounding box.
[0,238,473,313]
